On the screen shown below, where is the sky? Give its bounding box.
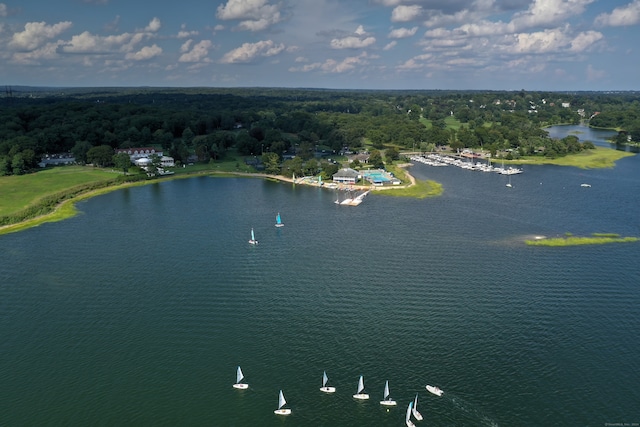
[1,0,639,90]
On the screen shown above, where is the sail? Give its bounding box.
[236,366,243,383]
[406,401,413,422]
[251,228,255,241]
[322,371,328,387]
[414,393,418,409]
[276,213,281,224]
[278,390,286,409]
[383,380,389,399]
[357,376,364,393]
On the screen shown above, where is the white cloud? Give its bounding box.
[397,53,432,71]
[180,39,193,53]
[125,44,162,60]
[511,0,595,30]
[383,41,397,50]
[388,26,418,39]
[178,30,199,38]
[569,30,603,52]
[61,31,134,53]
[9,21,73,51]
[391,5,422,23]
[595,0,640,27]
[330,36,376,49]
[11,41,61,64]
[144,17,161,33]
[330,26,375,49]
[220,40,285,63]
[508,27,602,54]
[289,52,370,73]
[216,0,282,31]
[0,3,7,17]
[179,40,213,62]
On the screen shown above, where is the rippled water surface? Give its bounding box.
[1,153,639,426]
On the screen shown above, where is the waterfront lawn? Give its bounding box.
[507,146,633,169]
[525,233,639,246]
[0,166,116,217]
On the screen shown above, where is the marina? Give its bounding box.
[409,153,523,174]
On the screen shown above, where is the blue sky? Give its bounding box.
[1,0,639,90]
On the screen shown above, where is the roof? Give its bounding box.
[333,168,360,178]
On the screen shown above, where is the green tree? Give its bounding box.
[369,150,384,168]
[385,146,399,163]
[11,153,26,175]
[87,145,114,167]
[262,152,280,174]
[113,152,131,174]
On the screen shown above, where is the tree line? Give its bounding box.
[1,88,638,176]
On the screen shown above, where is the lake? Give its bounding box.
[1,150,639,426]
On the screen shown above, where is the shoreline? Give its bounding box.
[0,165,419,235]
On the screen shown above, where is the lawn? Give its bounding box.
[507,146,633,169]
[0,166,117,217]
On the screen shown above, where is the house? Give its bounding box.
[39,153,75,167]
[160,156,175,167]
[115,147,162,162]
[332,168,360,184]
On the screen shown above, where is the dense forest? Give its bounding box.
[1,87,639,176]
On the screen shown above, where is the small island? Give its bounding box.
[525,233,639,247]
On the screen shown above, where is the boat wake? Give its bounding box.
[449,395,500,427]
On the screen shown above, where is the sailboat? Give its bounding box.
[380,380,397,406]
[320,371,336,393]
[412,393,423,421]
[353,375,369,400]
[233,366,248,389]
[506,174,512,187]
[275,212,284,228]
[274,390,291,415]
[405,401,416,427]
[249,228,258,245]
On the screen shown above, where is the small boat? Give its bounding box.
[274,390,291,415]
[581,183,591,187]
[426,384,443,396]
[275,212,284,228]
[249,228,258,245]
[320,371,336,393]
[379,380,397,406]
[405,401,416,427]
[412,393,423,421]
[353,375,369,400]
[233,366,248,389]
[506,175,512,187]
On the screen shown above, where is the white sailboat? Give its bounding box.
[275,212,284,228]
[353,375,369,400]
[405,401,416,427]
[506,174,512,187]
[320,371,336,393]
[426,384,444,396]
[249,228,258,245]
[380,380,397,406]
[412,393,423,421]
[274,390,291,415]
[233,366,248,389]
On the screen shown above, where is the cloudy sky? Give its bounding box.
[1,0,639,90]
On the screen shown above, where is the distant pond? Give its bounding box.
[544,124,616,145]
[544,124,637,152]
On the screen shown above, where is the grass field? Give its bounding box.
[507,146,633,169]
[0,166,117,217]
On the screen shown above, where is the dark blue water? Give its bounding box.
[1,153,639,426]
